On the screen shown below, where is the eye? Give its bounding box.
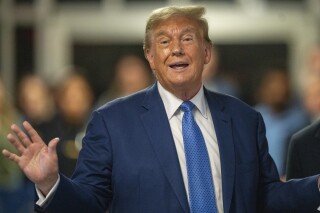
[182,36,193,43]
[160,40,169,45]
[157,37,170,47]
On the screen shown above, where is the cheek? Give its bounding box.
[163,48,171,57]
[154,48,170,65]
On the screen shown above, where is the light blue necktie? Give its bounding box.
[180,101,218,213]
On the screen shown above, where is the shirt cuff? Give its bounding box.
[35,174,60,207]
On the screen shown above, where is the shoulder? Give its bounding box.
[205,89,259,118]
[96,88,149,113]
[291,120,320,145]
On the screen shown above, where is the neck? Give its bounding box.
[159,82,202,101]
[176,89,199,101]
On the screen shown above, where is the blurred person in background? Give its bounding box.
[306,45,320,75]
[54,71,95,177]
[0,77,33,213]
[202,47,239,97]
[254,66,309,180]
[17,74,58,143]
[302,73,320,122]
[96,54,154,107]
[286,73,320,180]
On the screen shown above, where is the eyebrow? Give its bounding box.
[154,26,197,38]
[181,27,197,35]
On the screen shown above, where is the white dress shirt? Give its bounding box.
[36,175,60,206]
[157,82,224,213]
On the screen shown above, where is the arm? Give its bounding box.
[256,113,320,213]
[3,110,113,213]
[39,110,112,213]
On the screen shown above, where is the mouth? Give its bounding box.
[169,62,189,70]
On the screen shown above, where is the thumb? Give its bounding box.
[48,138,60,155]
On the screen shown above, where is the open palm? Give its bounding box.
[2,121,59,195]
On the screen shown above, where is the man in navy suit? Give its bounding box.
[2,5,320,213]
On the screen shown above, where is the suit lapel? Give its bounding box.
[140,84,190,213]
[205,89,235,213]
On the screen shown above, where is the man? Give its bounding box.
[287,120,320,180]
[2,5,320,213]
[286,73,320,180]
[254,67,309,179]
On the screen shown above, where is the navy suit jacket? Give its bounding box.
[287,120,320,180]
[36,83,320,213]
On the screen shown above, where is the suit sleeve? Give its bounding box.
[256,113,320,213]
[35,110,112,213]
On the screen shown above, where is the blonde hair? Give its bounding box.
[143,5,212,53]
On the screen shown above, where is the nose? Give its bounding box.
[171,40,184,56]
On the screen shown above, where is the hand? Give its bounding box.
[2,121,60,196]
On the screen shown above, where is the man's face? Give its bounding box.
[146,15,211,95]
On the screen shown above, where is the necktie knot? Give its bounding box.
[180,101,195,113]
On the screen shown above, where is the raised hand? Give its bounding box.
[2,121,60,196]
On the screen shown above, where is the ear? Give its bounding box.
[204,43,212,65]
[145,49,155,70]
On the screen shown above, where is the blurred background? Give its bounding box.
[1,0,320,104]
[0,0,320,212]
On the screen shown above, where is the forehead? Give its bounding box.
[152,15,201,36]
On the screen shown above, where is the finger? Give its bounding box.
[7,133,26,154]
[48,138,60,155]
[22,121,44,145]
[11,124,32,147]
[2,149,20,163]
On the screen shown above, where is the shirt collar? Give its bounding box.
[157,81,207,120]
